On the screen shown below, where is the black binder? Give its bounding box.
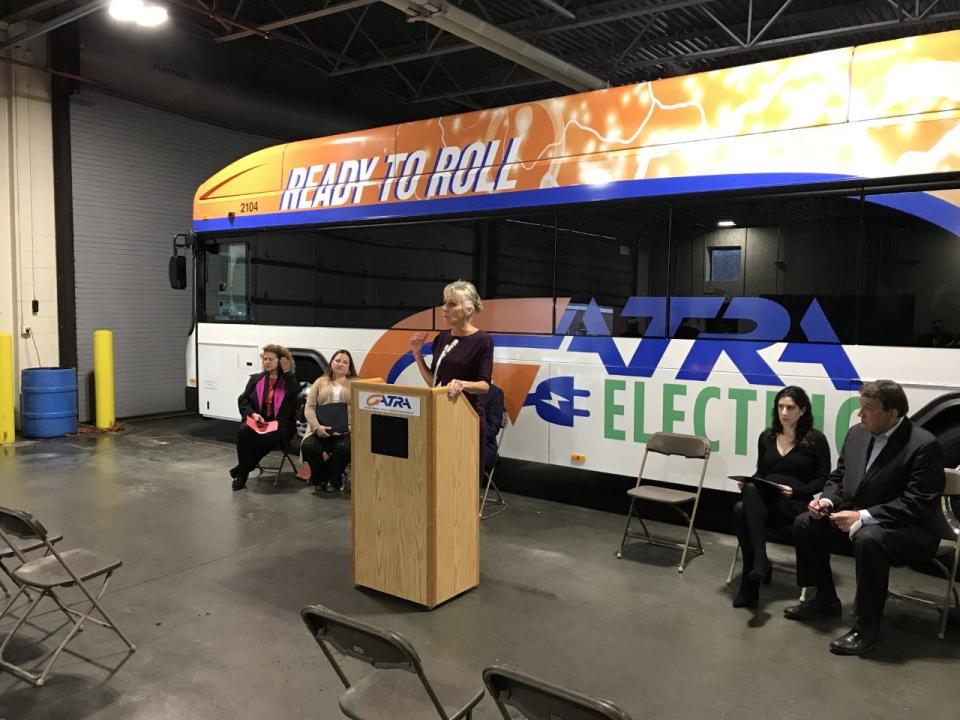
[314,402,349,435]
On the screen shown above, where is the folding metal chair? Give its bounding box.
[301,604,484,720]
[1,528,64,600]
[616,432,711,573]
[887,467,960,639]
[480,414,509,519]
[257,442,299,487]
[0,506,136,687]
[483,665,633,720]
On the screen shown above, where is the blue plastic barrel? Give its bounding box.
[21,368,78,438]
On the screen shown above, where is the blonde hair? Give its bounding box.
[443,279,483,316]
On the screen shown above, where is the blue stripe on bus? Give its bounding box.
[864,191,960,237]
[193,172,856,233]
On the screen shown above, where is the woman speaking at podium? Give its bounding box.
[410,279,494,470]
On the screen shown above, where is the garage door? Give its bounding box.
[71,89,275,421]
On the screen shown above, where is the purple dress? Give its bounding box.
[430,329,494,472]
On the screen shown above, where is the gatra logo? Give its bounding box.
[524,376,590,427]
[365,393,413,410]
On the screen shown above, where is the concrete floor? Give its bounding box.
[0,415,957,719]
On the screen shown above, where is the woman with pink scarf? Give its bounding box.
[230,344,298,491]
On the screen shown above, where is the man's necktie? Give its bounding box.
[864,435,876,473]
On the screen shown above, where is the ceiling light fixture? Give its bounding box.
[717,220,736,227]
[109,0,168,27]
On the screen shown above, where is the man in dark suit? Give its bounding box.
[785,379,945,655]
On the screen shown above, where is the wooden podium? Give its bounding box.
[351,381,480,608]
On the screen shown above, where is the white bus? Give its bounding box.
[172,29,960,489]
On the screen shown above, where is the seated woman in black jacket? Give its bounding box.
[732,385,830,608]
[230,344,298,491]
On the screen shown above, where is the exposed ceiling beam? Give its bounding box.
[329,0,716,78]
[327,39,464,76]
[383,0,606,91]
[618,9,960,75]
[535,0,576,22]
[216,0,378,42]
[0,0,109,52]
[3,0,73,24]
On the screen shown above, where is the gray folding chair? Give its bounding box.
[301,604,484,720]
[616,432,711,572]
[483,665,633,720]
[0,506,136,687]
[887,467,960,639]
[1,528,64,606]
[480,414,509,519]
[257,442,299,487]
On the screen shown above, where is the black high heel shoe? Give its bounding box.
[733,574,760,608]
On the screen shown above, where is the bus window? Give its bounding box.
[204,241,249,322]
[670,195,860,343]
[314,224,439,329]
[861,188,960,347]
[482,212,557,334]
[556,200,669,337]
[251,230,317,326]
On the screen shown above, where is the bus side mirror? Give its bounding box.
[169,255,187,289]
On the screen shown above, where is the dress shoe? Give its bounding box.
[829,624,883,656]
[229,465,239,480]
[231,473,248,491]
[748,561,773,586]
[783,597,842,621]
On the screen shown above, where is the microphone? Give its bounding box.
[432,338,459,387]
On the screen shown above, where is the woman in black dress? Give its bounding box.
[733,385,830,608]
[410,279,494,469]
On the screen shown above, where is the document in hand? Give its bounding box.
[246,416,279,434]
[728,475,785,490]
[313,402,349,435]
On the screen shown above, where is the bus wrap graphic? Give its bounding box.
[368,296,862,437]
[194,31,960,236]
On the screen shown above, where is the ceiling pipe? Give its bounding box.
[380,0,606,92]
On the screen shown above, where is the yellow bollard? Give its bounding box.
[0,332,14,444]
[94,330,116,429]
